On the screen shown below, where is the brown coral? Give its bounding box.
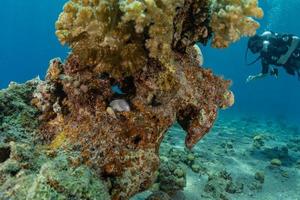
[35,49,231,200]
[31,0,263,199]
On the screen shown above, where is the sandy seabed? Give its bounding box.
[132,113,300,200]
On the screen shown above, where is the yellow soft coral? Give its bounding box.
[210,0,263,48]
[55,0,112,46]
[55,0,184,79]
[55,0,262,90]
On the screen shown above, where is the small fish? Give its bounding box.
[109,99,130,112]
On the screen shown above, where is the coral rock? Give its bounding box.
[31,0,263,199]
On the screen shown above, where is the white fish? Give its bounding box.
[109,99,130,112]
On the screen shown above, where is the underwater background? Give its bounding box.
[1,0,300,123]
[0,1,300,200]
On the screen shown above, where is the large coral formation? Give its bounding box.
[31,0,263,199]
[34,45,232,199]
[2,0,265,199]
[210,0,263,48]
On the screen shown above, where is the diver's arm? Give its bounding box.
[246,59,269,82]
[246,73,267,82]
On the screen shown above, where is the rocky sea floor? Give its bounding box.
[132,113,300,200]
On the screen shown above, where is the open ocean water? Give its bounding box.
[1,0,300,199]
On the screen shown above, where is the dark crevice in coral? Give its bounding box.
[68,31,89,44]
[9,168,20,176]
[177,117,190,131]
[99,72,110,80]
[172,0,212,52]
[177,105,198,131]
[150,95,162,107]
[119,76,136,97]
[132,135,142,145]
[54,84,69,115]
[0,146,11,163]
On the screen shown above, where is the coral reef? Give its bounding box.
[0,0,264,199]
[0,150,110,200]
[34,0,258,198]
[0,81,110,200]
[210,0,263,48]
[34,44,232,199]
[204,170,244,200]
[54,0,215,77]
[0,79,40,144]
[156,158,186,195]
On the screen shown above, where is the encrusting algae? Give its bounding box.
[0,0,263,199]
[0,80,110,200]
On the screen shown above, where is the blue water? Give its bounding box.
[0,0,299,123]
[0,0,68,87]
[202,0,300,123]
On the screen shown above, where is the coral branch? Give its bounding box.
[210,0,264,48]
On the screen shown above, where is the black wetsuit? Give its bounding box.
[259,32,300,78]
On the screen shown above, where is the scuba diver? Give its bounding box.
[245,31,300,82]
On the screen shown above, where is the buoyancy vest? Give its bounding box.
[277,36,300,65]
